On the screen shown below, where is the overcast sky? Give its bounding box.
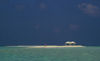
[0,0,100,46]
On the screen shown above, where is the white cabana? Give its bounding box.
[65,41,76,45]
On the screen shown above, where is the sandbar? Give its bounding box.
[27,45,84,48]
[7,45,84,48]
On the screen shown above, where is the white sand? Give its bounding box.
[7,45,84,48]
[27,45,84,48]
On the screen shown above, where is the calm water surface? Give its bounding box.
[0,46,100,61]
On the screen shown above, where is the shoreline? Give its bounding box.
[7,45,84,48]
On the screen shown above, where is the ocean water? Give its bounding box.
[0,46,100,61]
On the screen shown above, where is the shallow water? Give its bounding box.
[0,46,100,61]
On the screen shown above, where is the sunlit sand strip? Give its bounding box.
[7,45,84,48]
[27,45,84,48]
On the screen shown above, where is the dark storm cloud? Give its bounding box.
[34,24,40,30]
[78,3,100,16]
[69,24,80,31]
[15,4,25,11]
[53,28,61,33]
[40,3,46,9]
[1,0,100,46]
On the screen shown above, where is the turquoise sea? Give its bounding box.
[0,46,100,61]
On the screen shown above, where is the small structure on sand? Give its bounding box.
[65,41,76,45]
